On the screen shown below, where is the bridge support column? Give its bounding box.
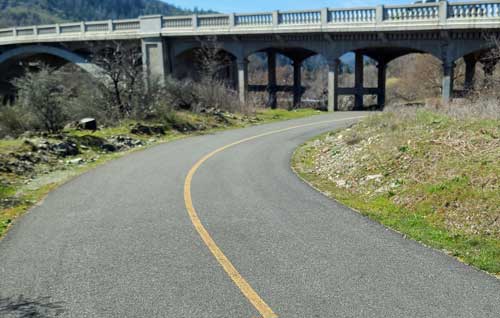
[293,59,302,108]
[237,58,249,104]
[267,51,277,109]
[464,56,476,91]
[354,51,364,110]
[442,61,455,104]
[377,61,387,108]
[327,59,340,112]
[141,37,167,86]
[229,60,238,90]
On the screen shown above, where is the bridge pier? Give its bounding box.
[327,59,340,112]
[442,60,455,104]
[237,58,249,104]
[464,55,477,91]
[377,61,387,108]
[267,51,277,109]
[141,37,168,86]
[293,59,302,108]
[354,52,364,110]
[140,16,169,86]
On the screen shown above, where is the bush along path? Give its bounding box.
[0,108,319,238]
[292,110,500,277]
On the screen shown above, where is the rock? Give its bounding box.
[108,135,144,150]
[67,158,84,165]
[130,123,165,136]
[13,152,41,164]
[365,174,383,182]
[169,121,197,133]
[0,154,34,174]
[78,118,97,131]
[101,143,117,152]
[336,179,347,187]
[23,139,38,152]
[50,142,80,157]
[69,135,106,149]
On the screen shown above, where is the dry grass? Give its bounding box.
[293,105,500,275]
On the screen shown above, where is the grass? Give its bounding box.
[292,109,499,276]
[0,108,320,239]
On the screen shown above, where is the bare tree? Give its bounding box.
[196,36,232,82]
[91,42,144,119]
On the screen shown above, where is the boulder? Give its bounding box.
[69,135,106,149]
[67,158,84,165]
[50,142,80,157]
[101,143,118,152]
[130,123,166,136]
[108,135,144,150]
[78,118,97,131]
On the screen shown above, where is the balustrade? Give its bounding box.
[329,8,376,23]
[235,14,273,26]
[85,22,109,32]
[37,27,57,35]
[163,17,193,28]
[0,1,499,42]
[198,16,230,27]
[113,20,140,30]
[16,28,35,36]
[384,4,439,21]
[279,11,321,24]
[449,2,500,18]
[60,24,82,33]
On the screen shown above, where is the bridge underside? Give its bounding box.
[0,30,498,109]
[163,31,497,110]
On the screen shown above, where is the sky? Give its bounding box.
[165,0,411,13]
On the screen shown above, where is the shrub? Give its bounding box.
[193,78,242,113]
[13,65,68,133]
[0,104,28,137]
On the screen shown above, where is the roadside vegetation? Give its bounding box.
[293,52,500,276]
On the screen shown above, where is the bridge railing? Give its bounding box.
[234,13,273,26]
[328,7,377,23]
[448,1,500,19]
[383,3,440,22]
[278,9,322,25]
[0,19,140,39]
[160,1,500,30]
[1,1,500,41]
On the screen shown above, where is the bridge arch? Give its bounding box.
[332,43,441,64]
[172,44,238,87]
[244,45,321,62]
[0,45,104,79]
[243,45,329,109]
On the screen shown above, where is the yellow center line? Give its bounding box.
[183,115,365,318]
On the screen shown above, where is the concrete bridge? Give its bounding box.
[1,0,500,109]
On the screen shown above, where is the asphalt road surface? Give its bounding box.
[1,112,499,318]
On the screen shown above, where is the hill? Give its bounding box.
[0,0,214,28]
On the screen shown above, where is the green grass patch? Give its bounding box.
[255,108,320,122]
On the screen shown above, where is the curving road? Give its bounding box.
[0,112,499,318]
